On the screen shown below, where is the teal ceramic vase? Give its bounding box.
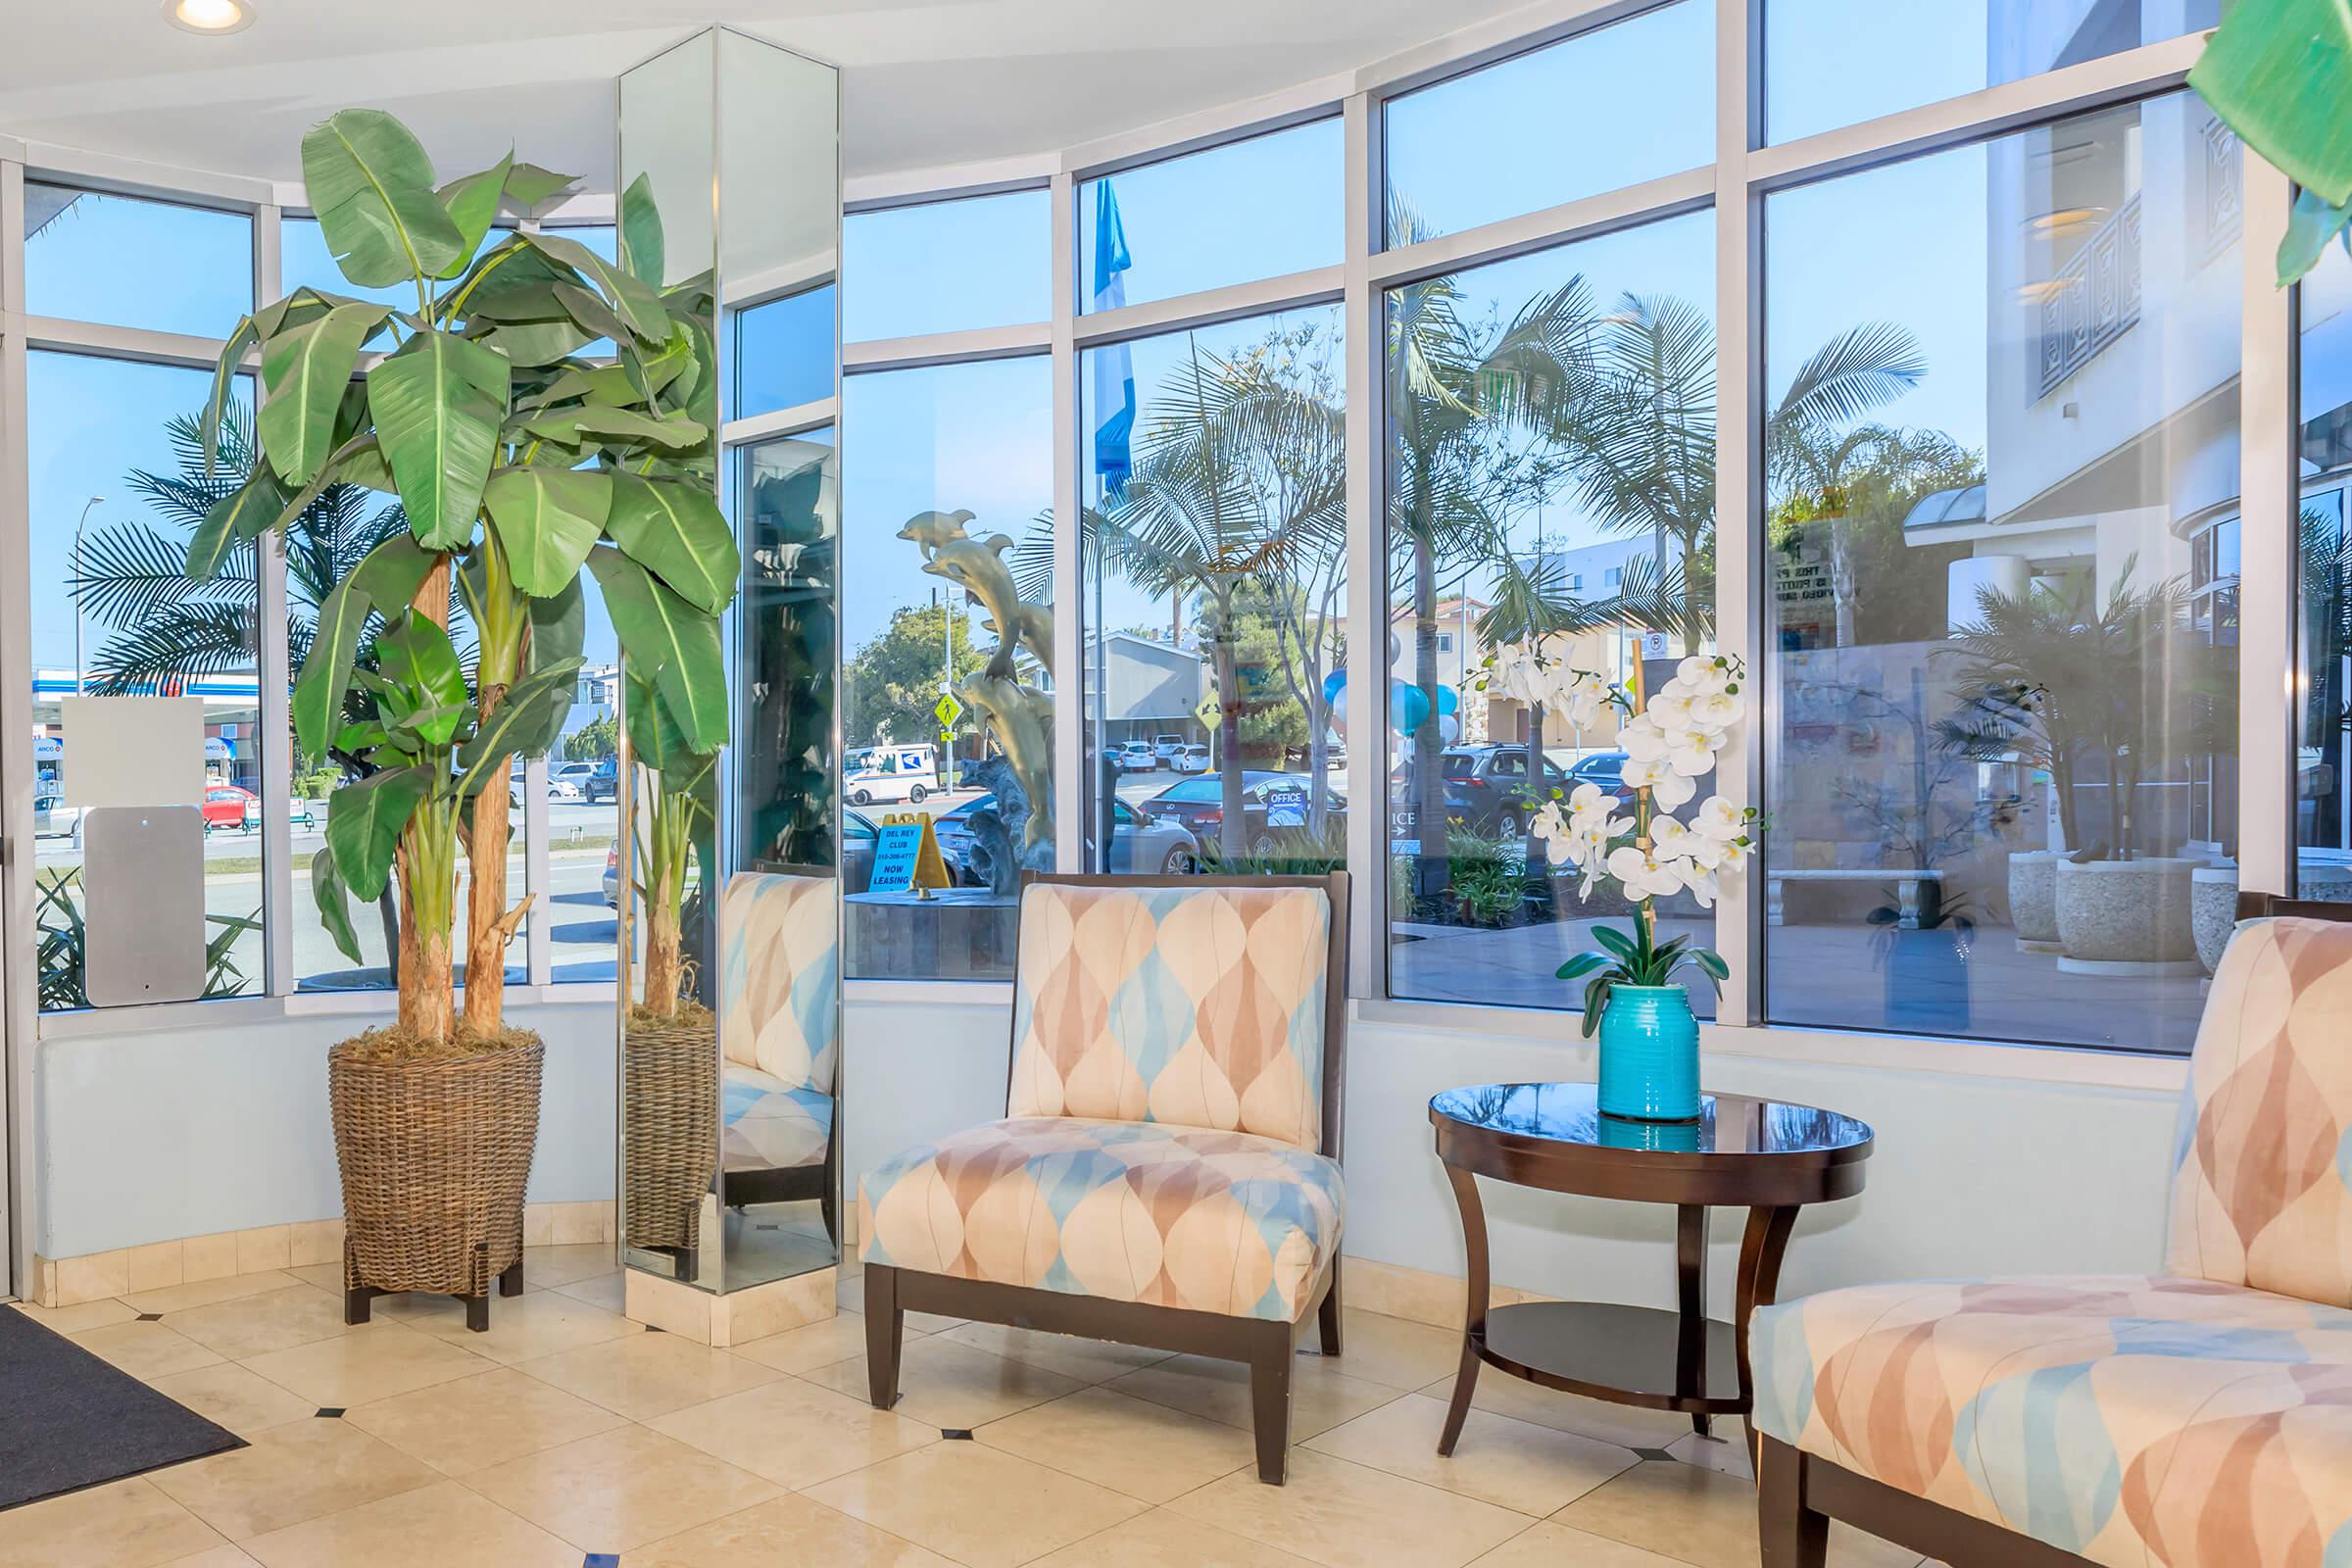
[1597,984,1700,1122]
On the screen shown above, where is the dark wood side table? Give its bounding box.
[1429,1083,1872,1467]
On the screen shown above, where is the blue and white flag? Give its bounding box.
[1091,178,1136,500]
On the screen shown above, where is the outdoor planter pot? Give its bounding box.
[2007,849,2066,953]
[2054,857,2200,975]
[2192,864,2240,975]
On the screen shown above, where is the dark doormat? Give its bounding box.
[0,1305,243,1510]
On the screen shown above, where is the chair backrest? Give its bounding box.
[1004,871,1348,1156]
[2166,906,2352,1304]
[718,870,840,1096]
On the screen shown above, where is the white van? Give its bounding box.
[847,744,940,806]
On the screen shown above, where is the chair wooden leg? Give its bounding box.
[863,1263,905,1410]
[1757,1437,1828,1568]
[499,1258,524,1297]
[1248,1319,1294,1485]
[1317,1256,1343,1358]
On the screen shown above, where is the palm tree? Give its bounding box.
[71,404,411,743]
[1101,343,1345,859]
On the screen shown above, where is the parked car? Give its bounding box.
[510,770,583,807]
[936,793,1200,879]
[840,809,880,894]
[1174,743,1211,773]
[1422,746,1573,837]
[201,784,257,833]
[1565,750,1637,808]
[552,761,597,789]
[34,781,81,841]
[1112,740,1157,772]
[584,760,619,804]
[1152,734,1188,763]
[1144,771,1346,857]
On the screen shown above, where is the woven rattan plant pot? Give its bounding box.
[328,1036,545,1299]
[623,1008,718,1253]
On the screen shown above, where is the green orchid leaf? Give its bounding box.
[481,466,612,596]
[1691,950,1731,982]
[585,545,728,752]
[522,229,667,342]
[1580,975,1612,1039]
[455,657,586,796]
[604,473,740,615]
[502,162,578,210]
[1555,952,1613,981]
[370,329,510,548]
[2280,186,2352,287]
[1589,923,1637,962]
[301,109,466,290]
[325,765,433,900]
[185,465,289,583]
[619,171,666,286]
[311,844,364,966]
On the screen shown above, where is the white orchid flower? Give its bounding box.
[1649,814,1697,858]
[1689,689,1740,732]
[1567,781,1611,818]
[1606,845,1687,900]
[1692,796,1745,840]
[1680,865,1720,908]
[1676,656,1732,696]
[1620,714,1672,762]
[1624,756,1697,809]
[1646,688,1697,731]
[1668,725,1726,776]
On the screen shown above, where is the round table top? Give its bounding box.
[1429,1083,1873,1204]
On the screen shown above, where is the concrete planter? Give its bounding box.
[2007,850,2066,953]
[2191,865,2239,976]
[2054,858,2200,975]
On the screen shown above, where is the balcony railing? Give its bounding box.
[2036,192,2141,398]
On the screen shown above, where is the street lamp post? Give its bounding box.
[73,495,104,696]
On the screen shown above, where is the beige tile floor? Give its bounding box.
[5,1251,1932,1568]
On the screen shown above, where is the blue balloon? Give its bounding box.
[1436,685,1459,715]
[1392,681,1432,734]
[1322,668,1348,703]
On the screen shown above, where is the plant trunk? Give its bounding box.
[464,780,512,1032]
[643,887,681,1018]
[1412,535,1448,896]
[1212,626,1248,859]
[398,557,455,1044]
[397,844,454,1042]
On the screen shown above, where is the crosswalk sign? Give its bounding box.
[934,692,964,729]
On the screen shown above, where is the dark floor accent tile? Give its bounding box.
[315,1407,345,1419]
[585,1555,620,1568]
[941,1428,973,1440]
[1634,1446,1675,1462]
[135,1313,163,1322]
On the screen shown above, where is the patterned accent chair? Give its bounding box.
[858,871,1348,1484]
[1754,903,2352,1568]
[717,871,841,1237]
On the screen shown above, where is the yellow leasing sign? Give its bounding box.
[870,810,954,899]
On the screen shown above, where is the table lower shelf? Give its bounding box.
[1473,1300,1744,1414]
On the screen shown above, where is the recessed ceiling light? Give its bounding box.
[164,0,255,34]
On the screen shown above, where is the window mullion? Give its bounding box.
[255,203,292,997]
[1713,0,1761,1026]
[2239,155,2295,900]
[1050,171,1084,873]
[1344,91,1381,1000]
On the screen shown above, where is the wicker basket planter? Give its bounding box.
[329,1034,545,1329]
[623,1007,718,1256]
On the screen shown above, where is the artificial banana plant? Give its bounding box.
[186,108,737,1048]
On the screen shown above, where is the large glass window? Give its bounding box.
[735,286,838,419]
[1765,0,2221,145]
[35,353,265,1009]
[1078,121,1344,313]
[1383,1,1714,246]
[1079,304,1348,879]
[1762,94,2241,1054]
[2299,243,2352,904]
[1382,213,1718,1012]
[845,190,1052,340]
[842,357,1054,978]
[26,186,252,337]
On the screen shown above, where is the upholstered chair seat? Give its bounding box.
[857,874,1348,1485]
[1754,915,2352,1568]
[717,871,841,1221]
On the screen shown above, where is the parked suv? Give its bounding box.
[584,759,620,804]
[1144,771,1346,857]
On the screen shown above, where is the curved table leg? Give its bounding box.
[1736,1205,1799,1473]
[1676,1204,1710,1437]
[1436,1162,1490,1457]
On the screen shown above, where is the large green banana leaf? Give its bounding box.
[584,545,728,752]
[302,110,466,290]
[370,331,510,548]
[604,473,739,615]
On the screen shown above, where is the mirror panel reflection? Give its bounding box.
[616,29,844,1296]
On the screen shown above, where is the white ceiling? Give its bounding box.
[0,0,1544,194]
